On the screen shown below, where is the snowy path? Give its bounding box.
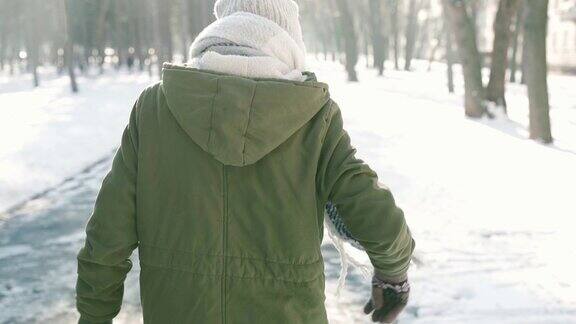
[1,59,576,323]
[0,152,371,324]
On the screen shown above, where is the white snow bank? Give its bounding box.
[0,67,155,212]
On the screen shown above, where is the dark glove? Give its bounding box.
[363,273,410,323]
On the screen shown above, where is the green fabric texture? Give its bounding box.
[76,63,415,324]
[78,318,112,324]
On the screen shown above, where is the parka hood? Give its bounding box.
[161,63,330,167]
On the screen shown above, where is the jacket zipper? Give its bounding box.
[221,166,228,324]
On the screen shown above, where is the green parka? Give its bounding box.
[76,64,415,324]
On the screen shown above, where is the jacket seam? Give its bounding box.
[241,84,258,165]
[139,243,322,265]
[314,100,336,237]
[140,261,221,277]
[227,273,324,284]
[140,262,323,284]
[221,166,228,324]
[313,102,333,253]
[77,255,133,268]
[320,100,335,145]
[207,78,220,151]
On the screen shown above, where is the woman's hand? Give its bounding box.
[363,274,410,323]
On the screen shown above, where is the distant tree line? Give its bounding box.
[299,0,553,143]
[0,0,554,143]
[0,0,217,92]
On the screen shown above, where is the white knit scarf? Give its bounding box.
[188,12,306,81]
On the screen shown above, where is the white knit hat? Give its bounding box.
[213,0,305,50]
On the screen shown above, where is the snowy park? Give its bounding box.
[1,57,575,323]
[1,0,576,323]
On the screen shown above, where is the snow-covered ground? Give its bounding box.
[316,57,576,323]
[0,67,153,212]
[0,58,575,323]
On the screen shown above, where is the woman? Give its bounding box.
[75,0,415,323]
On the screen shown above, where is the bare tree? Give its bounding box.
[180,0,192,59]
[319,4,336,61]
[404,0,420,70]
[334,0,359,81]
[416,2,434,62]
[301,0,330,60]
[26,0,41,87]
[149,0,175,75]
[524,0,552,143]
[2,3,17,76]
[426,35,441,72]
[486,0,519,110]
[520,10,528,85]
[156,0,174,64]
[442,0,486,118]
[509,0,524,83]
[390,0,401,70]
[61,0,78,93]
[444,18,455,93]
[189,0,215,40]
[128,0,147,71]
[368,0,386,75]
[0,8,7,71]
[95,0,112,74]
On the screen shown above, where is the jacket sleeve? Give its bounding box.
[317,102,415,281]
[76,102,140,324]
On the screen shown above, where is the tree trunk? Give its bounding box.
[524,0,552,143]
[158,1,174,64]
[329,0,342,63]
[131,0,146,71]
[189,0,214,40]
[369,0,385,75]
[9,46,16,75]
[391,0,401,70]
[509,0,524,83]
[0,11,6,72]
[443,10,455,93]
[27,0,41,87]
[415,4,432,61]
[334,0,359,81]
[446,32,455,93]
[427,32,442,72]
[486,0,519,110]
[443,0,486,118]
[364,33,370,68]
[62,0,78,93]
[152,0,174,69]
[180,0,191,61]
[520,11,528,85]
[95,0,111,74]
[404,0,420,70]
[309,1,331,63]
